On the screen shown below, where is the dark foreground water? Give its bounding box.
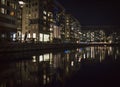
[0,46,120,87]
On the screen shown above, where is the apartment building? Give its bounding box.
[0,0,18,42]
[64,14,81,43]
[21,0,65,43]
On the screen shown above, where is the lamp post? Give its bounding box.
[18,1,25,42]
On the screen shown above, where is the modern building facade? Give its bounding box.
[21,0,65,43]
[63,14,81,43]
[21,0,81,43]
[80,26,106,43]
[0,0,18,42]
[0,0,81,43]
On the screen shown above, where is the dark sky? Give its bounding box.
[57,0,120,26]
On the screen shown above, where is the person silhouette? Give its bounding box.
[24,32,27,42]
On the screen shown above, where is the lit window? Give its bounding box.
[43,11,46,15]
[71,61,74,66]
[28,33,30,38]
[50,19,53,22]
[66,23,69,25]
[1,8,5,14]
[1,0,5,4]
[50,33,53,41]
[13,33,16,41]
[83,34,85,36]
[44,54,50,61]
[44,22,46,24]
[39,55,43,62]
[50,28,53,31]
[71,27,74,30]
[33,33,36,38]
[50,24,53,28]
[67,35,69,37]
[43,16,47,20]
[54,25,56,29]
[66,19,69,22]
[48,12,51,16]
[48,13,50,16]
[1,34,5,38]
[39,33,43,41]
[44,34,49,42]
[32,56,36,62]
[51,14,53,17]
[43,27,46,30]
[10,11,14,16]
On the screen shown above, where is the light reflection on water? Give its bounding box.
[0,46,120,87]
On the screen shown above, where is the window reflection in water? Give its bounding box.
[78,46,118,63]
[0,46,119,87]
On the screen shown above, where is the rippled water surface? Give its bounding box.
[0,46,120,87]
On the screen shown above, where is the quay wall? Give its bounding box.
[0,42,119,53]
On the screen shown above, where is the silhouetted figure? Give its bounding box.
[24,32,27,42]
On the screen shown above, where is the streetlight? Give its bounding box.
[18,0,25,42]
[19,1,25,7]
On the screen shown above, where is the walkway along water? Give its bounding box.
[0,42,119,53]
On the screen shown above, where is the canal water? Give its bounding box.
[0,46,120,87]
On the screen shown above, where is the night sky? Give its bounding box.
[57,0,120,26]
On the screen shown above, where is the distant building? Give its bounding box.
[80,25,106,42]
[0,0,18,42]
[64,14,81,43]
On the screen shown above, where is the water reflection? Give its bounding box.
[0,46,120,87]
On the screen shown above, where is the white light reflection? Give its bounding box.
[100,55,102,63]
[99,47,106,63]
[47,77,50,83]
[67,54,69,62]
[87,52,90,58]
[43,74,47,84]
[75,54,77,58]
[79,48,82,52]
[115,54,117,60]
[76,48,79,51]
[66,66,69,72]
[99,47,103,63]
[91,47,95,58]
[43,74,46,79]
[108,47,113,55]
[43,80,46,85]
[117,49,119,55]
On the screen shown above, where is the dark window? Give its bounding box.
[35,2,37,6]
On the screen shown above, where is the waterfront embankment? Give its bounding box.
[0,42,119,53]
